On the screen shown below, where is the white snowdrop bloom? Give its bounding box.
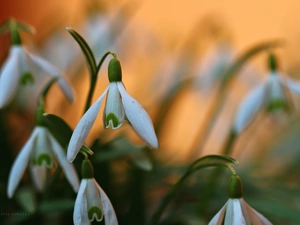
[74,159,118,225]
[196,42,234,90]
[0,45,74,109]
[67,58,158,162]
[7,126,79,198]
[208,198,272,225]
[209,175,272,225]
[233,71,300,133]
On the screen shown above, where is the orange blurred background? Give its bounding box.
[1,0,300,163]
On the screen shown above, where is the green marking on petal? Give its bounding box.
[20,72,34,85]
[88,206,103,221]
[105,113,121,128]
[267,99,289,112]
[36,153,52,167]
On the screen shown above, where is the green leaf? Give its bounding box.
[43,113,73,149]
[43,113,93,155]
[15,186,37,213]
[127,151,153,171]
[66,27,97,77]
[220,40,284,86]
[189,154,238,172]
[94,137,146,162]
[39,199,74,212]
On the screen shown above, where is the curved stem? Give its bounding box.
[196,130,237,214]
[148,163,236,225]
[83,51,116,114]
[38,77,59,109]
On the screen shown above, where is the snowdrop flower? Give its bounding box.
[0,45,74,109]
[209,175,272,225]
[233,54,300,133]
[196,42,234,90]
[74,159,118,225]
[67,57,158,162]
[7,110,79,198]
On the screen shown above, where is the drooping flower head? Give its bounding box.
[195,41,234,91]
[233,54,300,133]
[7,106,79,198]
[74,159,118,225]
[67,57,158,162]
[0,19,73,109]
[208,175,272,225]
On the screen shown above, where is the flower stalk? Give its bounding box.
[148,155,238,225]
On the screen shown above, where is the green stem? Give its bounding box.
[196,130,237,214]
[223,129,237,156]
[83,51,116,114]
[37,77,59,110]
[148,162,236,225]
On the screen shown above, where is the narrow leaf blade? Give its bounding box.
[66,27,97,76]
[221,40,284,86]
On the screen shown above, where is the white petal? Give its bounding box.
[25,49,61,76]
[225,199,246,225]
[0,46,22,108]
[95,179,118,225]
[33,127,54,168]
[67,88,108,162]
[104,82,125,129]
[282,76,300,95]
[86,179,103,222]
[26,49,74,102]
[239,198,252,225]
[253,210,273,225]
[241,199,272,225]
[74,180,89,225]
[208,202,228,225]
[117,82,158,148]
[266,74,285,101]
[7,127,39,198]
[234,84,265,133]
[29,165,47,191]
[48,131,80,192]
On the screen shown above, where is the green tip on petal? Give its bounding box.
[81,159,94,179]
[105,113,121,128]
[20,72,34,85]
[108,58,122,82]
[88,206,103,221]
[228,175,243,198]
[267,99,289,112]
[36,154,52,167]
[268,53,278,72]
